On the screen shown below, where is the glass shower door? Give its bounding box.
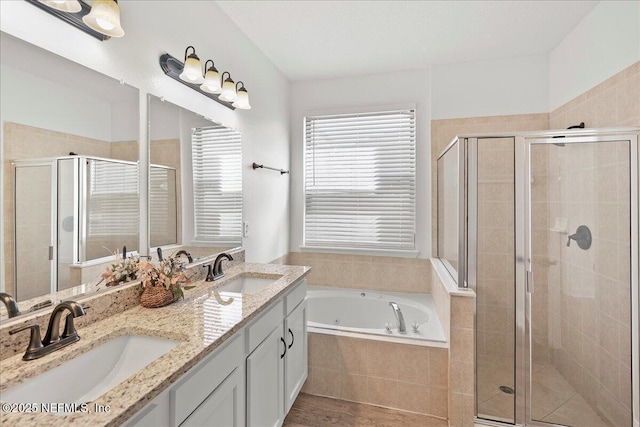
[527,138,634,427]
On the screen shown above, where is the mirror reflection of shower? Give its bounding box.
[13,156,177,300]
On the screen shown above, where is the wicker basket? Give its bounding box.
[140,286,176,308]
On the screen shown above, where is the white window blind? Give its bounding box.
[192,125,242,243]
[304,109,416,250]
[87,159,140,237]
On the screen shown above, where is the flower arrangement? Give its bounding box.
[138,256,194,302]
[100,254,140,287]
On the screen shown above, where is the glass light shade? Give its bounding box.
[232,88,251,110]
[179,55,204,84]
[219,78,238,102]
[200,69,221,94]
[38,0,82,13]
[82,0,125,38]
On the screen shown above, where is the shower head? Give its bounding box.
[552,122,586,146]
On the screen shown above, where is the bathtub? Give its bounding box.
[307,285,446,345]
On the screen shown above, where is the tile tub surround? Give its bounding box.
[303,333,449,419]
[0,261,309,427]
[277,251,432,294]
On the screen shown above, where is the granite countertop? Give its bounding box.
[0,263,310,427]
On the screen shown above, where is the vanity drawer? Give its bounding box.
[247,300,284,352]
[171,333,243,426]
[285,279,307,315]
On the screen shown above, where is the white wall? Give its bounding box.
[549,0,640,110]
[0,1,291,263]
[0,64,114,141]
[431,54,549,119]
[289,69,432,258]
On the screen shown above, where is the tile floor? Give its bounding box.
[477,355,613,427]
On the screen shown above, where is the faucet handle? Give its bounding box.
[62,313,79,339]
[9,324,44,360]
[203,263,214,281]
[384,322,392,334]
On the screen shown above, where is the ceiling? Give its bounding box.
[216,0,599,82]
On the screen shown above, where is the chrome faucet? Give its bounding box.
[9,301,85,361]
[212,253,234,280]
[175,250,193,264]
[0,292,20,318]
[389,302,406,334]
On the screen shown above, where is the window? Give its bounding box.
[86,159,139,237]
[304,109,416,250]
[191,124,242,243]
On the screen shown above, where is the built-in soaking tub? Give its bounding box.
[307,285,446,346]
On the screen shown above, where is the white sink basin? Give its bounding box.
[1,334,178,406]
[217,276,280,294]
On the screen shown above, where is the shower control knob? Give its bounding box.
[385,322,392,334]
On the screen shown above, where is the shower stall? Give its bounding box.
[437,128,639,426]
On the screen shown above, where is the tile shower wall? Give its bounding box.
[543,60,639,427]
[2,122,139,296]
[549,61,640,130]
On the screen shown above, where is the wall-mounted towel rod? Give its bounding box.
[252,162,289,175]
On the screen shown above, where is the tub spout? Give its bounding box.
[389,302,406,334]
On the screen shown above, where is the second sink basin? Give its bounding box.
[1,334,178,406]
[216,276,281,294]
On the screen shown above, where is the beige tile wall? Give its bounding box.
[430,259,475,427]
[284,251,432,294]
[549,61,640,129]
[303,333,449,418]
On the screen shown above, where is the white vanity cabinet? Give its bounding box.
[125,278,308,427]
[125,332,245,427]
[246,280,308,427]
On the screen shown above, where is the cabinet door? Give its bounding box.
[180,367,245,427]
[284,300,307,414]
[246,327,285,427]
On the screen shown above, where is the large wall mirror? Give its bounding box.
[1,32,139,304]
[148,95,242,260]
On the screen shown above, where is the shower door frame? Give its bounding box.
[517,130,640,427]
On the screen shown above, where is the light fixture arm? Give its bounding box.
[236,81,246,91]
[184,46,197,61]
[204,59,215,70]
[221,71,231,81]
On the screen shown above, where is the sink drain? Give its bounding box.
[499,386,515,394]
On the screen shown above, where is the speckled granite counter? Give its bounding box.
[0,263,309,427]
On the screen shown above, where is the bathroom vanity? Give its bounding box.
[0,262,309,427]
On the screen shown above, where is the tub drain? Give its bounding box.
[499,386,515,394]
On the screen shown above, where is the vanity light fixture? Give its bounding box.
[200,60,222,94]
[179,46,205,84]
[232,82,251,110]
[219,72,238,103]
[37,0,81,13]
[27,0,125,41]
[82,0,125,38]
[159,47,251,111]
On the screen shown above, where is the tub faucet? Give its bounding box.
[389,302,406,334]
[0,292,20,318]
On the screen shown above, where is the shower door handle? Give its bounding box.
[526,270,534,294]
